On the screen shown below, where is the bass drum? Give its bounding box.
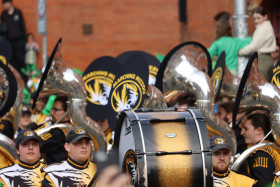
[114,108,213,187]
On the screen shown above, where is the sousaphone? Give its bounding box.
[156,41,237,154]
[0,59,19,168]
[231,52,280,171]
[32,38,106,152]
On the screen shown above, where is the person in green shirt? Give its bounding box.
[208,12,251,75]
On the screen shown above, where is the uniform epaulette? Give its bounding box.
[255,146,280,172]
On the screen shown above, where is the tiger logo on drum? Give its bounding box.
[83,71,116,106]
[111,73,146,112]
[122,150,137,186]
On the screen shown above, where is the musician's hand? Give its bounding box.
[77,181,86,187]
[95,165,131,187]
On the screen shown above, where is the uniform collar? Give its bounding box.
[213,169,230,178]
[67,157,89,169]
[19,160,40,169]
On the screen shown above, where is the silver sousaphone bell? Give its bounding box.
[32,38,107,152]
[157,41,237,154]
[231,52,280,171]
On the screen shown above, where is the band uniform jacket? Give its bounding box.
[29,121,71,165]
[0,119,14,140]
[247,145,280,186]
[0,160,45,187]
[41,157,97,187]
[40,127,68,165]
[213,169,256,187]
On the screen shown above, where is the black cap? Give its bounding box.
[2,0,12,4]
[21,104,31,115]
[66,127,91,143]
[15,129,40,147]
[210,135,231,153]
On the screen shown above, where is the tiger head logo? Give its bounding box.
[85,79,111,106]
[112,82,140,112]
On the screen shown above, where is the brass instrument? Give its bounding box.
[36,124,73,136]
[231,53,280,171]
[34,39,107,152]
[0,133,18,168]
[142,85,168,109]
[8,65,24,134]
[0,59,20,168]
[159,42,237,154]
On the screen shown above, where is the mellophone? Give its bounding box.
[114,107,213,187]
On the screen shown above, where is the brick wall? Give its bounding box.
[1,0,255,71]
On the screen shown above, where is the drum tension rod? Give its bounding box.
[137,150,211,156]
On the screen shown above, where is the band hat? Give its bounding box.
[210,135,231,153]
[66,127,91,143]
[15,129,41,147]
[21,104,32,115]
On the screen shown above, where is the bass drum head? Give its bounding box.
[114,109,213,187]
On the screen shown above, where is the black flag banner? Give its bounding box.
[117,51,160,86]
[83,56,122,124]
[211,51,225,102]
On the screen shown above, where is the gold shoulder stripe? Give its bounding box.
[40,133,52,140]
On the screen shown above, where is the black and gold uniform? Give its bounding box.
[0,119,14,140]
[42,157,97,187]
[28,119,71,165]
[40,127,68,165]
[0,160,45,187]
[273,171,280,187]
[247,145,280,186]
[213,169,256,186]
[31,113,51,127]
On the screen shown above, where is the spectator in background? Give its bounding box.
[0,21,12,63]
[271,42,280,66]
[239,6,276,81]
[25,33,39,77]
[1,0,26,75]
[208,11,251,75]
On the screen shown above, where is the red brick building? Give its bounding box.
[1,0,279,71]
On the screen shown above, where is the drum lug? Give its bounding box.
[125,120,132,135]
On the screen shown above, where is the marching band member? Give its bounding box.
[211,135,257,186]
[29,95,71,165]
[29,94,52,127]
[0,129,45,186]
[240,113,280,186]
[42,127,96,186]
[14,104,32,138]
